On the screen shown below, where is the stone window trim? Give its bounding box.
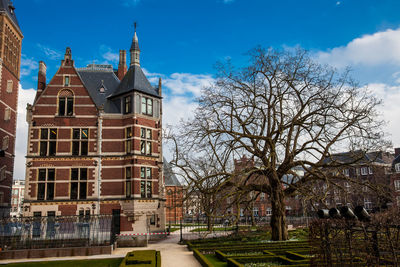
[394,180,400,191]
[140,127,152,155]
[6,80,13,93]
[72,128,89,156]
[140,166,152,198]
[39,128,57,156]
[37,168,55,201]
[57,89,74,117]
[395,163,400,173]
[70,168,88,200]
[125,127,132,154]
[2,136,9,151]
[125,166,132,198]
[4,107,11,121]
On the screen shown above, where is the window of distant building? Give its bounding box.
[368,167,373,175]
[140,128,152,155]
[58,89,74,116]
[37,169,55,200]
[395,180,400,191]
[141,97,153,116]
[343,168,350,177]
[361,167,368,176]
[395,163,400,173]
[126,167,132,198]
[72,128,88,156]
[124,96,132,114]
[356,168,360,176]
[253,207,259,217]
[140,167,152,198]
[125,127,132,154]
[364,198,372,210]
[40,128,57,156]
[266,208,272,216]
[70,168,87,200]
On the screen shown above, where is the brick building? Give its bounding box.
[390,148,400,208]
[163,158,183,224]
[10,179,24,217]
[318,150,393,211]
[0,1,22,217]
[23,29,166,235]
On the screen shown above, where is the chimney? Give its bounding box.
[395,148,400,158]
[37,61,46,93]
[117,50,127,80]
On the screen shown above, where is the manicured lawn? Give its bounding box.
[3,258,124,267]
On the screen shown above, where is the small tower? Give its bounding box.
[130,23,140,67]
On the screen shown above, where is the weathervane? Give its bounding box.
[134,22,137,32]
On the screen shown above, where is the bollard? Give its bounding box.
[317,209,330,219]
[329,208,342,218]
[354,206,371,222]
[339,206,357,219]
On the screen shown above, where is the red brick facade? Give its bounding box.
[23,31,166,234]
[0,3,23,217]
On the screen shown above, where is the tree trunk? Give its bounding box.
[270,181,288,241]
[207,215,212,231]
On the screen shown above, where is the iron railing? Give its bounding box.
[0,215,113,250]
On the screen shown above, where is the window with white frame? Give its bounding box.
[368,167,373,174]
[364,198,372,210]
[240,208,244,217]
[260,193,265,200]
[6,80,13,93]
[266,208,272,216]
[253,207,259,217]
[361,167,368,176]
[395,163,400,173]
[395,180,400,191]
[343,169,349,176]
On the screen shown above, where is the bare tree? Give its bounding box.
[169,47,388,241]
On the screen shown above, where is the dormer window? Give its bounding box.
[99,87,105,93]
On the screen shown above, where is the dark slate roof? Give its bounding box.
[77,68,120,110]
[163,158,181,186]
[323,150,393,165]
[110,65,160,98]
[0,0,21,34]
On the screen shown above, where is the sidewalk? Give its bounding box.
[0,232,201,267]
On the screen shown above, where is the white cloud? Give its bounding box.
[317,28,400,68]
[20,54,38,77]
[367,83,400,148]
[14,85,36,180]
[37,44,62,60]
[223,0,235,3]
[336,1,341,5]
[163,73,214,97]
[99,45,119,64]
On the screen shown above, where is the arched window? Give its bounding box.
[58,89,74,116]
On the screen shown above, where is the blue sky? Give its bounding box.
[13,0,400,179]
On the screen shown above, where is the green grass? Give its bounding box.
[3,258,124,267]
[169,227,180,232]
[190,227,236,232]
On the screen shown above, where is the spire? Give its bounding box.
[130,22,140,67]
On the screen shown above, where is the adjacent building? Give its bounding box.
[164,158,183,224]
[23,29,166,235]
[10,179,24,217]
[390,148,400,208]
[0,1,23,217]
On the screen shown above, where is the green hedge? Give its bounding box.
[119,250,161,267]
[226,255,310,267]
[191,242,311,253]
[188,240,309,251]
[192,249,214,267]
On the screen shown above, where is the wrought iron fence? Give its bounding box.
[0,215,113,250]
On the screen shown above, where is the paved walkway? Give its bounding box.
[0,231,201,267]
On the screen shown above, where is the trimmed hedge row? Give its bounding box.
[188,240,309,251]
[119,250,161,267]
[226,255,310,267]
[192,249,214,267]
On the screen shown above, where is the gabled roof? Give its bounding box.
[77,67,120,109]
[163,157,182,187]
[0,0,21,35]
[110,65,160,98]
[323,150,393,165]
